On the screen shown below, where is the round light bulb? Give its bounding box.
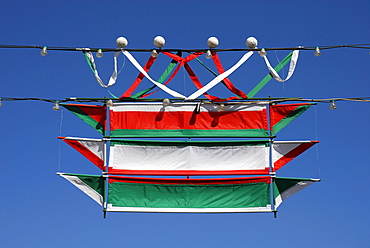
[218,103,226,111]
[207,37,219,49]
[153,36,165,48]
[40,46,48,56]
[53,102,60,111]
[96,49,103,58]
[258,48,267,57]
[330,100,337,110]
[151,49,158,57]
[314,47,321,57]
[116,37,128,48]
[163,98,170,106]
[246,37,258,49]
[106,99,114,107]
[206,50,212,59]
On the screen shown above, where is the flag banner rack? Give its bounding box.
[57,99,320,217]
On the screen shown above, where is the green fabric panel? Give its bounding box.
[272,104,313,135]
[247,52,293,98]
[109,129,269,138]
[110,139,269,147]
[273,177,314,199]
[61,104,104,135]
[77,174,105,199]
[108,181,270,208]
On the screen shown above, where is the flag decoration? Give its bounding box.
[61,104,106,135]
[109,102,313,138]
[59,137,105,170]
[59,173,319,213]
[58,97,320,217]
[108,140,318,175]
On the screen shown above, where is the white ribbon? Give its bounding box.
[121,50,186,99]
[86,51,120,88]
[185,51,254,100]
[262,49,299,82]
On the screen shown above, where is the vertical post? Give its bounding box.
[103,102,110,218]
[267,100,276,217]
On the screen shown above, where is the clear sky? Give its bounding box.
[1,0,369,247]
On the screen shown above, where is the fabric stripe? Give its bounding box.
[61,104,106,135]
[273,141,318,171]
[108,140,269,175]
[108,140,315,175]
[270,103,314,134]
[107,176,271,209]
[59,173,105,206]
[60,137,105,170]
[274,178,319,207]
[110,102,268,138]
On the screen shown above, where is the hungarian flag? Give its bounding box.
[59,173,319,213]
[59,137,105,170]
[109,102,314,138]
[61,104,106,135]
[108,140,318,175]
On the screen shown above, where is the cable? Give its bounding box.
[0,43,369,53]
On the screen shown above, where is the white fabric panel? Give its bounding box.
[109,144,269,172]
[59,174,103,206]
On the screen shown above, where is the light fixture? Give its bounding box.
[218,103,226,111]
[116,37,128,49]
[206,37,218,59]
[246,37,258,49]
[153,36,165,48]
[163,98,170,106]
[53,101,60,111]
[330,100,337,110]
[106,99,114,107]
[151,49,159,57]
[40,46,48,56]
[314,47,321,57]
[0,98,2,107]
[258,48,267,57]
[96,49,103,58]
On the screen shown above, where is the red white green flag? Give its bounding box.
[109,102,314,138]
[61,104,106,135]
[59,137,105,170]
[59,174,319,213]
[108,140,318,175]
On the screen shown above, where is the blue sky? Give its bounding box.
[1,0,369,247]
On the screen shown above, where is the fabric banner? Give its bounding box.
[59,137,105,170]
[108,140,318,175]
[59,174,319,213]
[109,102,313,138]
[61,104,106,135]
[58,173,105,206]
[110,102,268,137]
[270,103,315,135]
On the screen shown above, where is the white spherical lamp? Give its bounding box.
[154,36,165,48]
[116,37,128,48]
[246,37,258,49]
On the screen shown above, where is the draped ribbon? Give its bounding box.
[121,50,186,99]
[262,49,299,82]
[83,51,120,88]
[185,51,254,100]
